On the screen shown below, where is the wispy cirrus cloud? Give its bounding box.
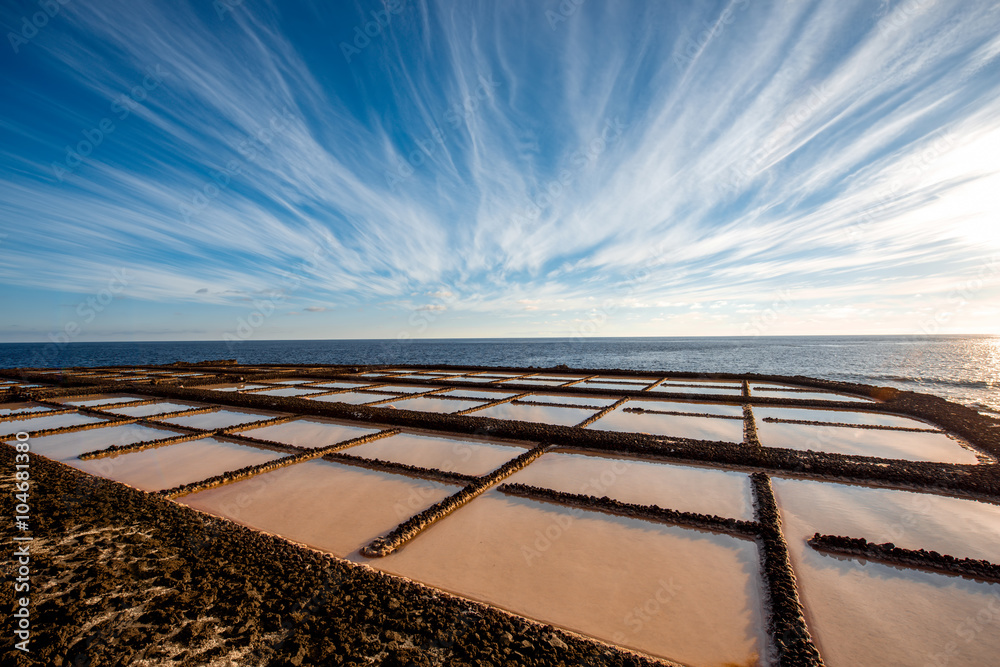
[0,0,998,338]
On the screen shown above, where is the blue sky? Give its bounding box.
[1,0,999,343]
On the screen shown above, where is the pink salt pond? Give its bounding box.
[0,412,106,437]
[755,418,980,463]
[105,401,206,417]
[467,402,599,426]
[506,450,753,519]
[373,490,767,667]
[157,409,283,431]
[179,459,457,558]
[588,406,745,443]
[29,422,183,461]
[237,418,382,449]
[344,432,527,476]
[379,396,486,414]
[773,478,1000,667]
[70,437,284,492]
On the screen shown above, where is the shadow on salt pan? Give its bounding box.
[179,459,456,558]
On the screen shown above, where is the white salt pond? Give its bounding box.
[468,402,599,426]
[204,383,270,392]
[238,418,382,448]
[180,459,457,557]
[344,432,526,476]
[515,394,619,407]
[581,381,653,391]
[69,437,284,492]
[755,419,980,463]
[29,423,183,461]
[60,395,145,407]
[773,478,1000,667]
[772,478,1000,561]
[368,385,444,394]
[750,384,874,402]
[105,401,206,417]
[626,398,744,417]
[648,384,743,396]
[307,381,375,390]
[589,407,745,443]
[753,406,936,429]
[373,490,767,667]
[0,403,52,416]
[506,451,754,519]
[158,409,282,431]
[382,396,486,414]
[0,412,106,436]
[253,386,327,397]
[439,388,516,401]
[308,392,395,405]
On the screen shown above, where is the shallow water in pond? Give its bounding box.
[506,450,753,519]
[626,398,744,417]
[306,381,374,390]
[439,388,516,401]
[515,393,618,407]
[204,383,270,392]
[772,478,1000,561]
[29,422,182,461]
[105,401,205,417]
[753,406,934,429]
[60,395,145,406]
[69,437,284,492]
[373,490,767,667]
[755,419,979,463]
[367,384,443,394]
[0,412,106,436]
[238,418,382,448]
[158,409,282,431]
[589,407,745,443]
[180,459,457,557]
[308,392,396,405]
[750,386,874,402]
[379,396,485,414]
[773,478,1000,667]
[648,384,743,396]
[468,402,599,426]
[253,386,327,397]
[344,432,525,476]
[0,402,51,416]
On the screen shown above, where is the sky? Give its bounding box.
[1,0,999,343]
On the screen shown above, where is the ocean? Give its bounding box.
[1,335,997,417]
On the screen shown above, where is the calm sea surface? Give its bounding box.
[1,335,997,416]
